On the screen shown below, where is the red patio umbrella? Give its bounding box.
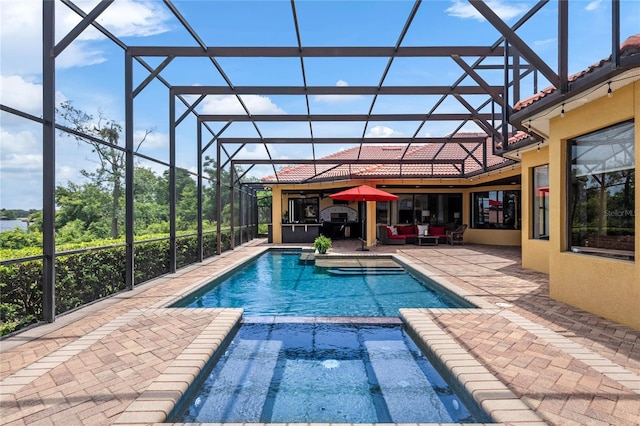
[330,185,398,251]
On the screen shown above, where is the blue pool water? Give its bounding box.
[174,251,471,315]
[173,322,485,423]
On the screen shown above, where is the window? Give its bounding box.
[392,193,462,225]
[288,197,319,223]
[471,190,520,229]
[397,194,414,224]
[568,120,635,258]
[376,201,389,224]
[533,165,549,239]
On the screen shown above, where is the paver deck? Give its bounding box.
[1,239,638,425]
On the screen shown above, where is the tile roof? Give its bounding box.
[261,133,522,183]
[514,34,640,112]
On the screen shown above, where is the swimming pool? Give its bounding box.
[173,251,472,315]
[171,322,488,423]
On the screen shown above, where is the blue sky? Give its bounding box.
[1,0,639,209]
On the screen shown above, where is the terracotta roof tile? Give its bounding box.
[261,133,517,183]
[514,34,640,112]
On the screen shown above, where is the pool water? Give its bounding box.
[173,322,484,423]
[174,251,471,315]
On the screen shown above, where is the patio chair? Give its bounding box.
[446,224,467,245]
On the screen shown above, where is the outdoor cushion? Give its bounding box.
[428,226,446,237]
[383,226,406,244]
[397,225,418,236]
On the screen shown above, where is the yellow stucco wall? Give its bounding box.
[547,82,639,329]
[520,146,551,273]
[270,175,523,248]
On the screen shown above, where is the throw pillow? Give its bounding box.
[390,226,398,236]
[418,225,429,236]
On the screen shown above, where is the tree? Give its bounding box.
[57,101,152,239]
[133,166,168,234]
[55,182,112,241]
[202,156,231,224]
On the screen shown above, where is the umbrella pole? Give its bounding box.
[356,201,369,251]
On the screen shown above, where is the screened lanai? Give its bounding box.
[1,0,636,330]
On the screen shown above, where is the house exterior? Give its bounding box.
[262,135,524,248]
[511,35,639,329]
[263,35,639,329]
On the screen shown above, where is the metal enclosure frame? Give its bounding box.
[0,0,628,322]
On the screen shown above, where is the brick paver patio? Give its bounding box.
[1,240,638,425]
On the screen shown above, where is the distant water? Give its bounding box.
[0,220,28,231]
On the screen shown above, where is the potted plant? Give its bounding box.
[313,235,332,254]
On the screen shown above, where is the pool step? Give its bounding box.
[326,267,405,276]
[299,252,315,263]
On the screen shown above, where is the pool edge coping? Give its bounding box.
[112,308,545,425]
[400,308,546,425]
[111,247,542,425]
[392,254,497,311]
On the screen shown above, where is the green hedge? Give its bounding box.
[0,231,236,336]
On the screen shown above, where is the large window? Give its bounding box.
[385,193,461,226]
[471,190,520,229]
[533,165,549,239]
[568,121,635,258]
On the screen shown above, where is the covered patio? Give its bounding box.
[1,240,639,424]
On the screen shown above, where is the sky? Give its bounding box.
[1,0,639,209]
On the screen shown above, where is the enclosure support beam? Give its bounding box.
[169,95,177,273]
[42,1,56,323]
[230,168,235,250]
[216,140,222,255]
[125,52,135,290]
[197,119,203,262]
[558,0,569,93]
[611,0,620,69]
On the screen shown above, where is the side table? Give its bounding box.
[417,235,439,246]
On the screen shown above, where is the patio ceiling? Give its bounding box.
[54,0,628,185]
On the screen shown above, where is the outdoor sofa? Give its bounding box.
[378,224,449,245]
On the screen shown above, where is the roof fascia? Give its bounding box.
[510,60,640,124]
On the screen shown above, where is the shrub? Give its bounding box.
[313,235,332,254]
[0,228,40,250]
[0,230,237,336]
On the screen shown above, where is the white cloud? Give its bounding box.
[56,164,80,184]
[200,95,285,114]
[58,0,171,41]
[585,0,604,11]
[0,75,43,115]
[314,79,363,104]
[0,129,41,169]
[236,143,278,160]
[446,0,528,22]
[57,42,111,69]
[534,38,556,47]
[0,1,42,76]
[365,125,406,138]
[0,75,69,120]
[91,0,172,38]
[135,130,167,150]
[0,0,171,75]
[0,128,44,208]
